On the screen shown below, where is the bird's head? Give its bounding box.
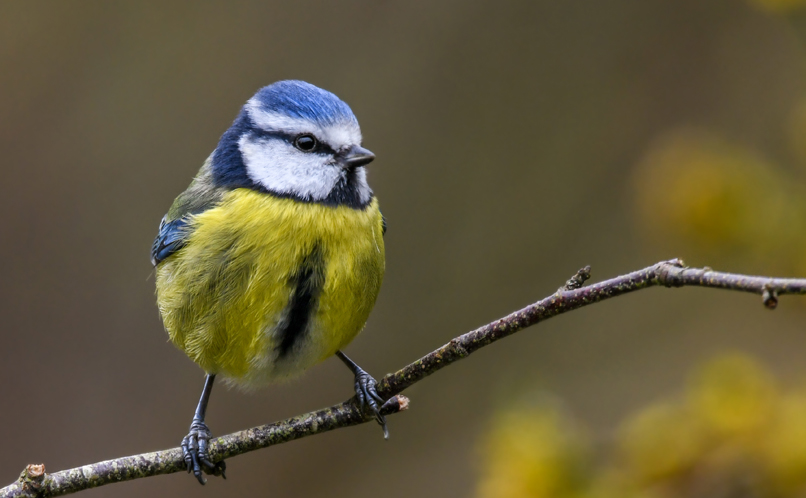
[211,80,375,208]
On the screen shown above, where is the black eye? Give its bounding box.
[294,134,318,152]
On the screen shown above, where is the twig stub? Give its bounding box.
[18,464,46,495]
[657,258,686,287]
[762,284,779,310]
[380,395,410,414]
[560,265,592,292]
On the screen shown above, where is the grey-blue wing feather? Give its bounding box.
[151,156,225,267]
[151,217,191,266]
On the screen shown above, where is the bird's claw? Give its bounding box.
[181,419,227,485]
[354,370,389,439]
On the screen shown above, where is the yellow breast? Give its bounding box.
[155,189,385,387]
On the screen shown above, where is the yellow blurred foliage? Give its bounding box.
[476,354,806,498]
[476,400,589,498]
[747,0,806,14]
[688,355,777,437]
[632,128,806,275]
[618,402,707,485]
[762,392,806,495]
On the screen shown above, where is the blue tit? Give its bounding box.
[150,80,387,484]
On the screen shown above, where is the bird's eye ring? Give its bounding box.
[294,134,318,152]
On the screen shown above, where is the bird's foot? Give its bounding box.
[181,418,226,485]
[353,368,389,439]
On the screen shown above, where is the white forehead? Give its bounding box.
[245,98,362,150]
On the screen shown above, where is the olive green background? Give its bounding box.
[1,1,806,497]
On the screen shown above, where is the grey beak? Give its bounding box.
[340,145,375,169]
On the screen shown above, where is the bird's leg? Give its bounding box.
[336,350,389,439]
[181,374,226,484]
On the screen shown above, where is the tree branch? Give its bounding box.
[3,258,806,498]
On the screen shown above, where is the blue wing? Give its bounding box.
[151,158,225,267]
[151,217,191,266]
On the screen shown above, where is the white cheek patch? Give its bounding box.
[246,99,363,151]
[239,135,344,201]
[353,167,373,204]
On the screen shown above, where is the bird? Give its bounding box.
[150,80,387,484]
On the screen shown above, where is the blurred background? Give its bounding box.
[2,1,806,497]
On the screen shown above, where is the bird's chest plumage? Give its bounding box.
[155,189,385,387]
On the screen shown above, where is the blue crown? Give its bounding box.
[249,80,357,126]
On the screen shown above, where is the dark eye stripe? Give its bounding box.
[247,129,336,155]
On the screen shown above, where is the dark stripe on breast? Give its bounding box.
[277,247,325,358]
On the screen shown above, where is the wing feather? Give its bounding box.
[150,156,224,266]
[151,217,191,266]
